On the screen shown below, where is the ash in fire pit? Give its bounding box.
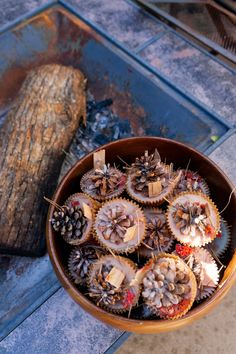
[61,93,133,176]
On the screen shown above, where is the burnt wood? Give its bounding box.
[0,64,86,256]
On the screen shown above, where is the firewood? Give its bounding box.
[0,64,86,256]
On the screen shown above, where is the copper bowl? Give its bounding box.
[46,137,236,333]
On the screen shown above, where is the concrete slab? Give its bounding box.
[66,0,163,50]
[117,285,236,354]
[0,288,122,354]
[139,32,236,125]
[209,133,236,185]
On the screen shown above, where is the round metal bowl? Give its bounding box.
[46,137,236,333]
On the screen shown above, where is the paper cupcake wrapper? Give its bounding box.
[94,197,146,254]
[136,253,197,320]
[87,255,140,313]
[126,169,182,206]
[207,218,231,258]
[138,208,175,258]
[166,191,220,247]
[196,286,217,301]
[80,168,127,202]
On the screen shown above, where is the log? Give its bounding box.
[0,64,86,256]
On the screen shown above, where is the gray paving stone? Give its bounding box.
[0,254,59,341]
[209,133,236,185]
[0,288,122,354]
[0,0,50,27]
[66,0,163,49]
[139,32,236,125]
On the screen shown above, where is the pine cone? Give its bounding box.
[144,212,173,252]
[172,201,213,238]
[97,204,134,244]
[82,164,126,198]
[142,257,191,310]
[50,205,87,243]
[88,264,123,306]
[173,170,209,196]
[130,150,169,194]
[68,245,105,285]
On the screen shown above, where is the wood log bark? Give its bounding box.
[0,64,86,256]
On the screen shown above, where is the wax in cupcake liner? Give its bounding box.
[88,255,140,313]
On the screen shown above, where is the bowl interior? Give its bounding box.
[46,137,236,333]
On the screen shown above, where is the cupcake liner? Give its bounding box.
[80,167,127,202]
[87,255,140,313]
[166,191,220,247]
[196,286,217,301]
[126,169,182,206]
[207,218,231,258]
[170,169,210,201]
[138,208,175,258]
[94,198,146,254]
[138,253,197,320]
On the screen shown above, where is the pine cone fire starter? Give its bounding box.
[140,254,197,319]
[126,150,181,204]
[68,244,106,285]
[139,208,174,258]
[94,198,146,253]
[88,255,140,312]
[50,204,90,245]
[80,164,126,201]
[48,147,231,321]
[171,170,209,199]
[167,192,220,247]
[175,245,219,300]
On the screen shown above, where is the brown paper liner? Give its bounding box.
[126,169,182,206]
[94,198,146,254]
[80,167,127,202]
[138,208,175,258]
[137,253,197,320]
[166,191,220,247]
[87,255,140,313]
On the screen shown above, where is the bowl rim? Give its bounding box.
[46,136,236,333]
